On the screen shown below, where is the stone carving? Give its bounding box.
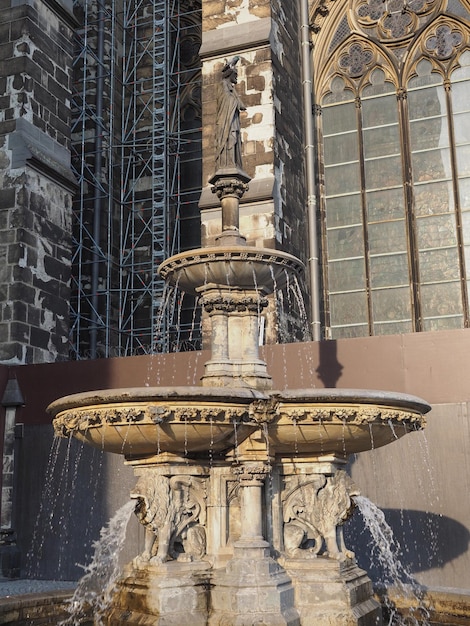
[53,404,250,436]
[211,176,249,202]
[214,56,246,171]
[282,405,426,426]
[354,0,438,41]
[338,42,374,78]
[425,23,464,59]
[233,461,271,483]
[202,293,269,314]
[248,398,279,424]
[131,472,207,564]
[282,470,359,560]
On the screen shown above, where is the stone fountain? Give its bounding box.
[48,58,430,626]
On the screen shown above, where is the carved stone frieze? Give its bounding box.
[281,404,426,427]
[282,470,359,560]
[248,398,279,424]
[53,404,251,437]
[131,472,207,564]
[201,292,269,314]
[233,461,271,483]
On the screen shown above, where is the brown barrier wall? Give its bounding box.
[2,328,470,588]
[2,328,469,424]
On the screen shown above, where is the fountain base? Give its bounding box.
[108,561,211,626]
[49,387,429,625]
[282,558,382,626]
[209,544,300,626]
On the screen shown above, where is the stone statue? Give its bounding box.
[282,471,358,560]
[215,56,246,172]
[131,472,206,564]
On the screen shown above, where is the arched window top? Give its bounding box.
[318,36,397,99]
[312,0,470,90]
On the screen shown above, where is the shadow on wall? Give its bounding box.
[344,507,470,581]
[316,340,343,388]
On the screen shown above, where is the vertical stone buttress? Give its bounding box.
[200,0,307,257]
[199,0,309,344]
[0,0,76,364]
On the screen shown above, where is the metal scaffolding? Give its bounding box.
[69,0,202,359]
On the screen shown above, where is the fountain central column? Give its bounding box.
[207,413,300,626]
[199,287,272,390]
[234,464,269,549]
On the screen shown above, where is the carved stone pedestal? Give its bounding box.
[282,558,382,626]
[108,561,211,626]
[209,547,300,626]
[198,285,272,390]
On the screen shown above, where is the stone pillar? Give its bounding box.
[209,439,300,626]
[199,287,272,389]
[0,0,76,364]
[234,463,270,550]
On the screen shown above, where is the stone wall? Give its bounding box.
[0,0,76,363]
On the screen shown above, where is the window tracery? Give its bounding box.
[312,0,470,337]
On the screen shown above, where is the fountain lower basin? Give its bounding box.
[49,387,429,461]
[49,386,264,459]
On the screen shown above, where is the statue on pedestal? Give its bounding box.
[215,56,246,172]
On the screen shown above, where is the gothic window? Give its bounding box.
[313,0,470,338]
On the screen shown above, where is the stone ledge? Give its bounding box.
[8,118,77,192]
[0,589,76,624]
[381,586,470,625]
[199,175,275,210]
[200,18,272,58]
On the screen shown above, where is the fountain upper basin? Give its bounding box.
[49,387,430,461]
[158,245,305,295]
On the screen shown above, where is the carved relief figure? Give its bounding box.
[131,472,206,564]
[282,470,359,560]
[215,56,246,171]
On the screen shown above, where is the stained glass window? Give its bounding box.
[316,10,470,338]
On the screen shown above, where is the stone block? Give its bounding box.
[0,323,8,343]
[30,326,51,350]
[0,188,15,209]
[54,66,70,89]
[0,342,25,364]
[0,42,14,62]
[0,120,16,135]
[27,305,41,327]
[9,282,36,305]
[47,75,70,105]
[43,255,69,281]
[32,48,55,75]
[10,321,30,342]
[12,264,33,284]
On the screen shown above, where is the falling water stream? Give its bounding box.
[59,500,135,626]
[354,495,431,626]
